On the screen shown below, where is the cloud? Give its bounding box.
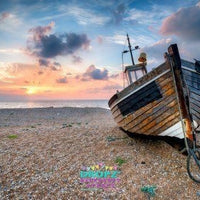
[0,12,10,22]
[38,58,50,67]
[72,55,82,63]
[141,38,175,70]
[83,65,109,80]
[110,3,126,25]
[110,73,120,79]
[53,62,61,67]
[0,48,24,54]
[142,38,173,59]
[27,23,90,58]
[56,76,67,83]
[97,36,103,44]
[0,12,22,32]
[63,5,109,25]
[38,71,43,75]
[28,21,55,42]
[141,37,200,65]
[105,33,156,46]
[105,34,127,45]
[160,4,200,41]
[125,5,172,26]
[76,64,120,81]
[38,58,62,71]
[103,83,123,91]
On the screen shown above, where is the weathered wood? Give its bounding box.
[112,73,174,118]
[150,114,180,136]
[190,105,200,118]
[181,59,196,70]
[111,69,172,113]
[187,85,200,96]
[183,73,200,85]
[123,94,177,126]
[114,85,176,124]
[108,94,117,107]
[168,44,193,142]
[128,110,180,135]
[190,92,200,102]
[125,99,178,131]
[191,114,200,124]
[128,102,179,133]
[190,98,200,109]
[184,79,200,90]
[116,62,169,101]
[118,81,162,116]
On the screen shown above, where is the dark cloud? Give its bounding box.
[72,55,82,63]
[38,58,50,67]
[160,4,200,41]
[56,76,67,83]
[76,64,118,81]
[28,22,54,43]
[28,24,90,58]
[51,63,62,71]
[38,58,62,71]
[53,62,61,67]
[83,65,108,80]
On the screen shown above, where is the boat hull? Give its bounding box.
[108,58,200,139]
[181,60,200,131]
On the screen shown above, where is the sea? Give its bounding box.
[0,100,109,109]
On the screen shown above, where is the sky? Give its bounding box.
[0,0,200,100]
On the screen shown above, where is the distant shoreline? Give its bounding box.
[0,106,110,111]
[0,99,109,109]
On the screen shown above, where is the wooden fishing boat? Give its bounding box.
[108,35,200,141]
[108,35,200,183]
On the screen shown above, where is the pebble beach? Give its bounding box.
[0,107,200,199]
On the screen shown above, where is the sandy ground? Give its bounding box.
[0,107,200,200]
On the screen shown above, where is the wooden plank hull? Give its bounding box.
[181,60,200,128]
[108,58,200,139]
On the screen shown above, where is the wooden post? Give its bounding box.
[167,44,193,146]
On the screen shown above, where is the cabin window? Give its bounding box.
[125,64,146,85]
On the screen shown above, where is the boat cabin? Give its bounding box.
[124,52,147,85]
[124,63,147,84]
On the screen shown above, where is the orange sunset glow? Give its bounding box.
[0,0,199,101]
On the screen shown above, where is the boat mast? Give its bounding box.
[127,34,137,80]
[127,34,135,66]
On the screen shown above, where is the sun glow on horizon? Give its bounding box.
[26,87,38,95]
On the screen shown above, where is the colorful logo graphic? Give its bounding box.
[80,162,120,190]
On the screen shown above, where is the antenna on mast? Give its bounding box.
[127,33,135,66]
